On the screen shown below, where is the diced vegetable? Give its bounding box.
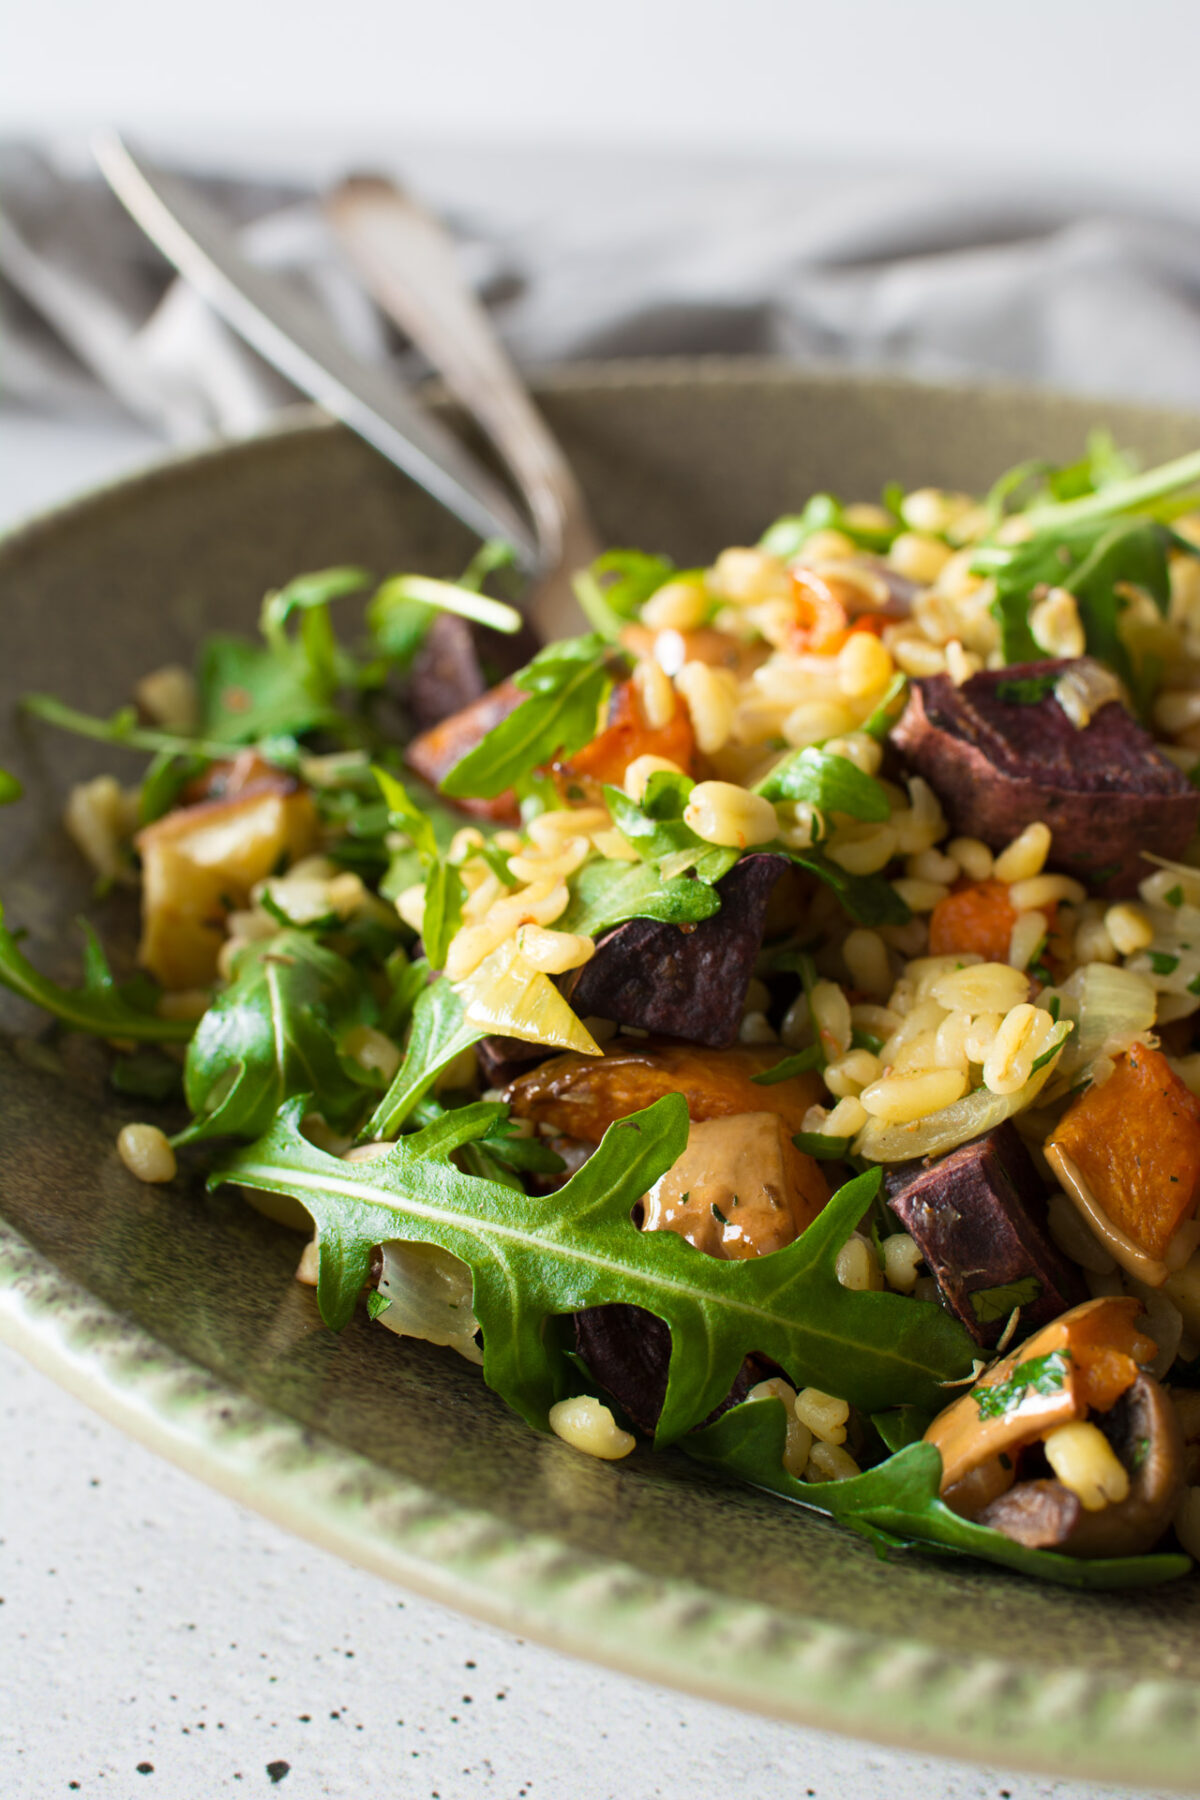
[504,1038,826,1142]
[566,677,695,788]
[925,1296,1154,1498]
[136,777,318,987]
[1047,1045,1200,1264]
[928,880,1018,964]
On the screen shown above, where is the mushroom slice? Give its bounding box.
[504,1037,826,1143]
[979,1375,1185,1558]
[924,1295,1154,1494]
[641,1112,828,1259]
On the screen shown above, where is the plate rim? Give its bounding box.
[5,361,1200,1789]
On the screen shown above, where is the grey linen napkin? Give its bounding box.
[6,140,1200,440]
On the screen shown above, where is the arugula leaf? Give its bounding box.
[603,770,704,862]
[781,846,910,927]
[871,1405,934,1453]
[22,694,239,764]
[440,634,621,799]
[198,633,339,744]
[110,1047,185,1103]
[750,1045,822,1085]
[759,493,900,558]
[755,746,890,820]
[200,567,371,744]
[179,930,376,1141]
[0,769,22,804]
[559,857,723,940]
[979,515,1170,688]
[573,550,683,639]
[374,769,464,968]
[220,1112,974,1436]
[792,1131,852,1160]
[0,905,192,1042]
[860,672,908,741]
[365,976,488,1139]
[1018,446,1200,534]
[685,1396,1190,1589]
[368,574,521,643]
[368,540,521,671]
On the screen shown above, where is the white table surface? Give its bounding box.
[0,407,1177,1800]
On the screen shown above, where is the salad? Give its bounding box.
[11,434,1200,1590]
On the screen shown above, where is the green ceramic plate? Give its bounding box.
[3,362,1200,1790]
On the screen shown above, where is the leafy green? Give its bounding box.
[0,769,23,804]
[968,1275,1043,1325]
[603,771,701,862]
[759,493,900,559]
[994,672,1060,705]
[179,930,375,1141]
[218,1125,975,1438]
[792,1131,853,1160]
[755,746,890,820]
[110,1047,184,1103]
[860,673,908,740]
[374,769,464,969]
[750,1045,822,1085]
[871,1405,933,1453]
[573,550,686,639]
[685,1398,1190,1589]
[22,694,238,764]
[200,567,371,744]
[441,634,622,800]
[368,540,520,672]
[559,857,723,940]
[0,905,192,1042]
[1019,446,1200,535]
[979,513,1170,693]
[780,845,910,928]
[364,976,488,1140]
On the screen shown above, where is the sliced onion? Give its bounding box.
[375,1240,482,1364]
[455,938,601,1055]
[852,1054,1063,1164]
[1041,962,1157,1089]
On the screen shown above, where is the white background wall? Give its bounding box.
[8,0,1200,191]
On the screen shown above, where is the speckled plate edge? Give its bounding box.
[4,360,1200,1790]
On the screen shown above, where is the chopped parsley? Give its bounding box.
[973,1349,1072,1421]
[995,672,1060,705]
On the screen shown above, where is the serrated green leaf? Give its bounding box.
[756,746,890,819]
[365,976,488,1140]
[217,1126,975,1439]
[0,905,192,1043]
[179,930,375,1141]
[559,857,723,940]
[685,1395,1190,1589]
[440,634,620,799]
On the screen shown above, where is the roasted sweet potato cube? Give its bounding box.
[565,677,695,788]
[1048,1045,1200,1261]
[136,778,317,988]
[928,881,1018,965]
[404,680,523,822]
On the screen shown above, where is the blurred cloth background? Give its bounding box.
[8,137,1200,446]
